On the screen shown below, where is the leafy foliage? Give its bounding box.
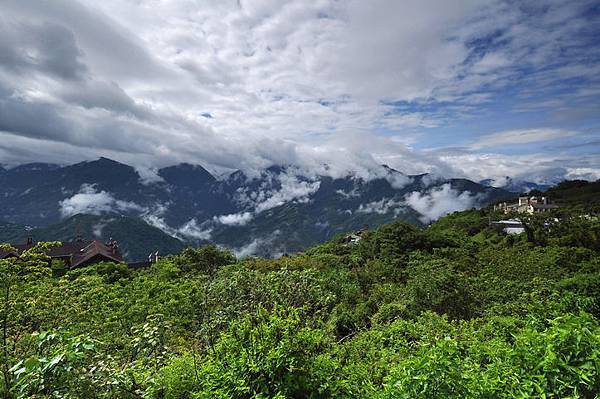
[1,203,600,398]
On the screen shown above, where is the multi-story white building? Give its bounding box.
[494,196,559,214]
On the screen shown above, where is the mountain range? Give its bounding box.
[479,177,552,194]
[0,157,516,259]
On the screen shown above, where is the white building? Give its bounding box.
[491,219,525,235]
[494,196,559,214]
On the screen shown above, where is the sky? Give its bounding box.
[0,0,599,185]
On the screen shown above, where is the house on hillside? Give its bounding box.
[0,237,124,268]
[343,225,369,245]
[491,219,525,235]
[494,196,559,214]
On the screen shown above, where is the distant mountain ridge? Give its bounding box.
[479,177,552,194]
[0,157,516,256]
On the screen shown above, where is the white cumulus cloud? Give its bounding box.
[235,171,321,214]
[357,198,406,216]
[234,230,282,258]
[404,183,482,223]
[135,166,165,185]
[214,212,254,226]
[178,219,213,240]
[59,183,146,217]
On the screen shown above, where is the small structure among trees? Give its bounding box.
[0,238,123,268]
[343,225,369,245]
[491,219,525,235]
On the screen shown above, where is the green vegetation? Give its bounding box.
[532,179,600,210]
[1,204,599,398]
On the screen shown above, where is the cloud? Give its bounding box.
[0,18,87,80]
[357,198,405,216]
[0,0,597,183]
[140,204,212,241]
[92,222,106,238]
[233,230,282,258]
[565,168,600,182]
[434,150,600,186]
[323,0,477,102]
[214,212,253,226]
[178,219,212,240]
[135,165,165,185]
[257,176,320,212]
[470,128,577,149]
[142,213,178,236]
[59,183,146,217]
[235,170,321,213]
[234,239,262,259]
[404,183,482,223]
[58,79,152,119]
[336,188,359,199]
[384,172,412,190]
[2,0,168,80]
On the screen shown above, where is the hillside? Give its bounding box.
[543,179,600,208]
[1,203,599,397]
[0,158,515,256]
[0,214,185,261]
[0,220,31,244]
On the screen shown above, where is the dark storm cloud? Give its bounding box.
[0,19,87,80]
[58,80,153,120]
[0,81,155,155]
[0,85,75,141]
[1,0,168,80]
[0,0,172,154]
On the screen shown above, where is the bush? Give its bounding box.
[2,205,600,398]
[176,245,236,275]
[96,262,131,283]
[193,307,340,398]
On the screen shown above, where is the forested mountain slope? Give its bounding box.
[541,179,600,208]
[0,158,515,257]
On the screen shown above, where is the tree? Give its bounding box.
[176,245,236,275]
[0,243,55,397]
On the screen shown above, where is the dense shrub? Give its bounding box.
[2,208,599,397]
[176,245,236,275]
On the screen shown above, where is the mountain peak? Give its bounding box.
[0,155,518,256]
[98,156,119,162]
[265,165,287,174]
[172,162,209,171]
[478,176,551,193]
[381,164,401,174]
[67,157,132,171]
[158,163,216,186]
[95,157,128,166]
